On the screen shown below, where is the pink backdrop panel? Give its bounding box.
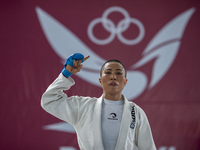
[0,0,200,150]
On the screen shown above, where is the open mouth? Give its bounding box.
[109,82,118,86]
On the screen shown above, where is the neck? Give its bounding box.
[103,93,122,101]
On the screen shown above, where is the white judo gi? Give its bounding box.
[41,73,157,150]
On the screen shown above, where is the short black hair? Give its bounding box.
[100,59,127,78]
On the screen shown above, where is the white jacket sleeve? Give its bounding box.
[41,73,80,125]
[135,107,157,150]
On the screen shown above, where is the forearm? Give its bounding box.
[41,53,90,123]
[41,73,77,123]
[41,73,74,104]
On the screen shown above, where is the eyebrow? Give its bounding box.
[105,68,124,71]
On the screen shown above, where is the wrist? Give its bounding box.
[62,67,72,78]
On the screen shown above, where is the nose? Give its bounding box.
[110,73,116,80]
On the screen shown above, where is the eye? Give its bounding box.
[105,71,111,74]
[116,72,122,75]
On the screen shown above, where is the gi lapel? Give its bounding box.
[92,95,104,150]
[115,95,132,150]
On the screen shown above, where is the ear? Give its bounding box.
[99,77,102,86]
[124,78,128,86]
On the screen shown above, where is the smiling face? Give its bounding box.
[99,61,128,101]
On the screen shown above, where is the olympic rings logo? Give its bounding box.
[87,6,145,45]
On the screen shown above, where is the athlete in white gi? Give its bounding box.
[41,53,157,150]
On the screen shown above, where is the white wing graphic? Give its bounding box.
[132,8,195,89]
[43,122,76,133]
[36,7,195,100]
[122,70,147,100]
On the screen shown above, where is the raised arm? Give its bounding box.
[41,53,90,125]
